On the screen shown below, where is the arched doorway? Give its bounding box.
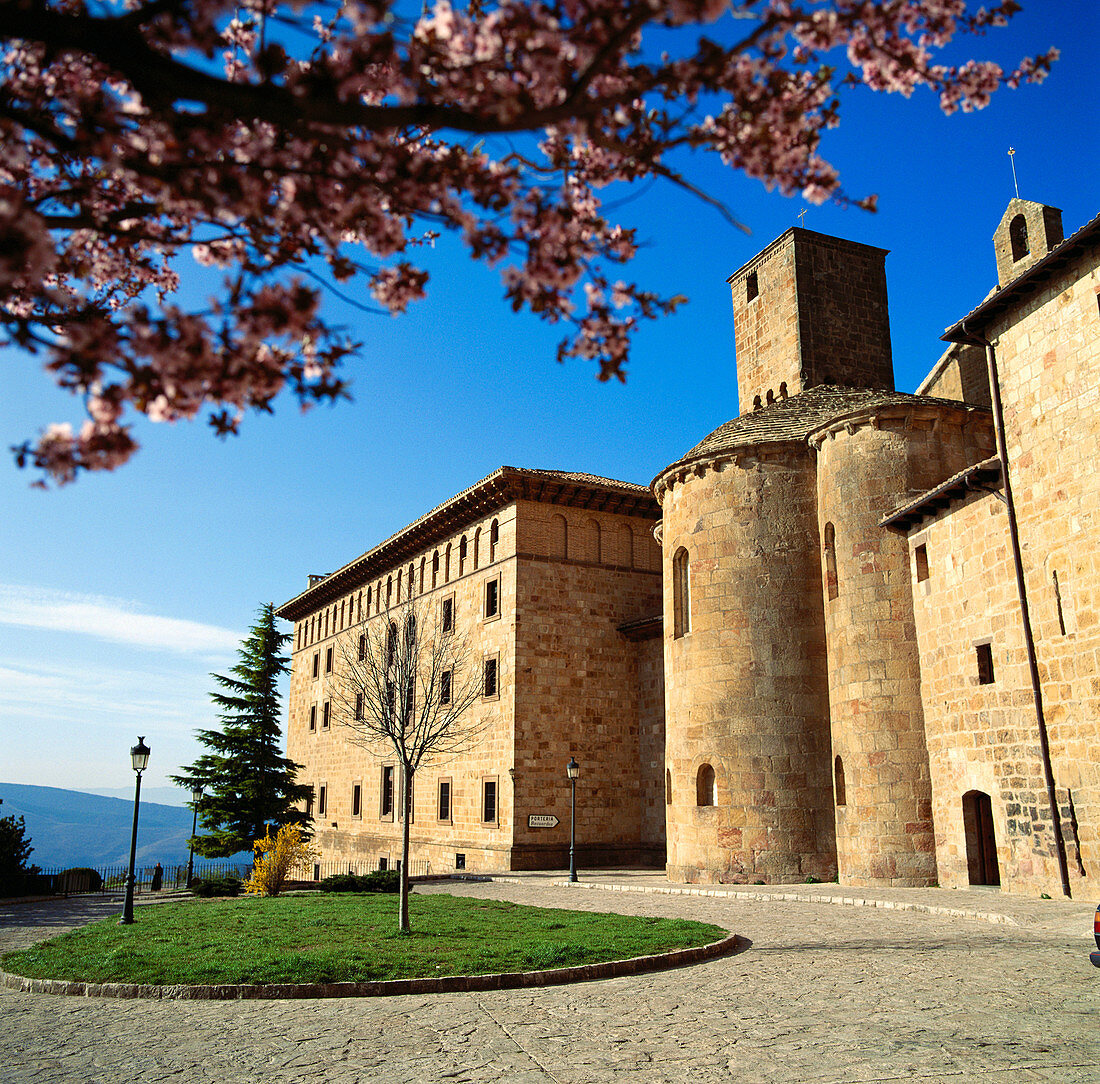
[962,791,1000,886]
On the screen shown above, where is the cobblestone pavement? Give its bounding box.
[1,877,1097,1084]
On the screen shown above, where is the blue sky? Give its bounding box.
[1,3,1097,802]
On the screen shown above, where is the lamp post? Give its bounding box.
[566,757,580,883]
[186,785,203,888]
[119,736,150,925]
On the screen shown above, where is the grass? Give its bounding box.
[1,893,727,986]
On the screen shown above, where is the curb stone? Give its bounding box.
[0,932,748,1001]
[460,876,1024,927]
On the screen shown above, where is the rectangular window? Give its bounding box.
[312,652,320,679]
[441,595,455,634]
[914,543,929,582]
[322,700,330,729]
[306,786,315,817]
[746,270,759,302]
[358,634,366,661]
[482,778,498,824]
[352,783,362,818]
[484,577,500,619]
[318,784,327,816]
[308,704,317,732]
[355,691,363,720]
[455,853,466,870]
[325,646,333,673]
[380,765,395,819]
[440,669,453,705]
[438,778,452,822]
[483,655,499,699]
[976,642,995,685]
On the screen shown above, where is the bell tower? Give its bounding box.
[993,198,1064,286]
[728,228,894,413]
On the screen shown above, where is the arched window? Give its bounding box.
[1009,214,1029,261]
[550,513,568,559]
[419,557,426,594]
[673,547,690,638]
[445,543,452,582]
[587,518,601,563]
[834,755,846,807]
[473,528,481,570]
[823,522,838,601]
[696,763,716,806]
[376,581,383,613]
[396,569,402,601]
[665,768,672,805]
[753,395,762,411]
[459,536,467,575]
[386,622,398,668]
[404,614,416,651]
[357,591,362,622]
[386,576,393,609]
[490,519,499,561]
[432,550,440,588]
[962,791,1000,886]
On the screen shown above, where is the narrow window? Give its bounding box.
[366,586,372,612]
[1053,570,1067,636]
[405,613,416,651]
[408,563,415,599]
[438,779,452,822]
[482,779,498,823]
[325,646,333,673]
[551,513,568,559]
[483,656,499,698]
[397,570,402,601]
[834,755,846,807]
[445,543,452,582]
[746,270,759,302]
[312,652,320,679]
[352,783,362,818]
[914,543,929,583]
[459,536,468,575]
[354,692,363,721]
[473,528,481,570]
[441,595,454,634]
[419,557,426,594]
[387,621,397,667]
[696,763,716,807]
[305,788,315,817]
[322,700,330,729]
[308,705,317,732]
[357,591,362,621]
[484,577,499,619]
[432,550,440,587]
[380,766,394,818]
[385,679,395,719]
[1009,214,1029,261]
[673,547,691,638]
[823,522,838,601]
[440,668,453,705]
[976,642,995,685]
[318,784,327,816]
[386,575,393,608]
[665,768,672,805]
[455,853,466,870]
[490,519,499,561]
[358,633,366,662]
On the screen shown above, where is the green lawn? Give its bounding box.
[1,893,727,985]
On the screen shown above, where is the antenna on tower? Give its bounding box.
[1008,147,1020,199]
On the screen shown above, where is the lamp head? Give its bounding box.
[566,757,580,780]
[130,736,151,773]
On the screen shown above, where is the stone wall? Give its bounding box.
[661,447,837,884]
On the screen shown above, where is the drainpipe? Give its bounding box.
[963,322,1071,899]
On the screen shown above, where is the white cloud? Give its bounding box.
[0,584,240,656]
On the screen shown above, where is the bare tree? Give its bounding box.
[330,597,486,932]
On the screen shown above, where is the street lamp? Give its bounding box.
[566,756,580,883]
[119,736,150,925]
[186,785,203,888]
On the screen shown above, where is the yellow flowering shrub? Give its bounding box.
[244,824,316,897]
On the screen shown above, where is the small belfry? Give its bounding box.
[992,198,1064,286]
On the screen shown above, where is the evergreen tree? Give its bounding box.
[172,604,312,856]
[0,814,37,893]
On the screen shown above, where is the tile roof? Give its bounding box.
[880,457,1003,531]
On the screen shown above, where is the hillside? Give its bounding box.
[0,782,251,869]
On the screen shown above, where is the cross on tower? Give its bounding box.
[797,208,808,227]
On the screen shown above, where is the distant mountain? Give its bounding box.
[80,786,191,807]
[0,782,251,870]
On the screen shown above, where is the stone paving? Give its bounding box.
[1,875,1097,1083]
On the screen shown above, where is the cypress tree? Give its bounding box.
[172,604,312,856]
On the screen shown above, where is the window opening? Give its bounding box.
[459,536,467,575]
[318,785,327,816]
[441,596,454,634]
[354,692,363,721]
[312,652,319,679]
[823,522,838,601]
[438,780,451,821]
[490,519,499,561]
[455,853,466,870]
[914,543,929,583]
[473,528,481,570]
[665,768,672,805]
[309,705,317,732]
[485,578,499,619]
[834,755,846,806]
[352,784,362,817]
[1009,214,1029,261]
[387,622,397,667]
[746,270,758,301]
[976,642,995,685]
[673,547,691,638]
[381,766,395,818]
[322,700,330,729]
[483,656,499,698]
[440,669,453,705]
[432,551,439,588]
[482,779,498,823]
[325,646,333,673]
[696,763,716,806]
[358,634,366,661]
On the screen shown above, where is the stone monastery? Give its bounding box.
[277,197,1099,898]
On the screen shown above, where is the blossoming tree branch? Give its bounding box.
[2,0,1054,484]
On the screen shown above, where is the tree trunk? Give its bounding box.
[399,763,412,933]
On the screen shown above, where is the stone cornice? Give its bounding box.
[653,441,809,502]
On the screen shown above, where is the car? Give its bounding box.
[1092,904,1100,968]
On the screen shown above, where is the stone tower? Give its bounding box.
[727,228,894,413]
[993,198,1064,286]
